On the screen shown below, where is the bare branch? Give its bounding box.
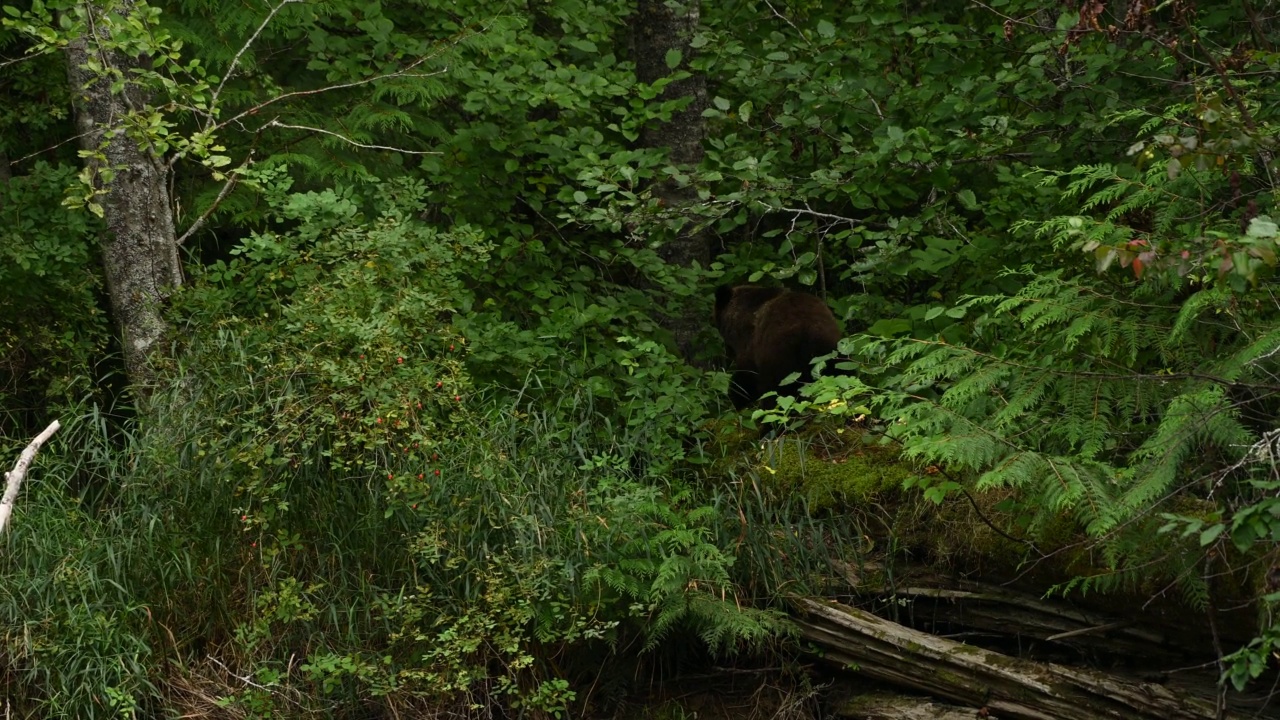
[262,120,440,155]
[756,200,889,229]
[210,62,445,141]
[176,154,252,245]
[206,0,304,131]
[10,131,96,166]
[0,49,52,69]
[0,420,62,537]
[761,0,812,48]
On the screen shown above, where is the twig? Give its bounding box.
[0,420,61,537]
[873,426,1044,556]
[176,154,251,245]
[10,131,96,166]
[209,63,444,140]
[206,0,303,131]
[0,50,51,69]
[957,482,1044,556]
[1045,621,1132,642]
[1204,555,1228,720]
[262,120,440,155]
[762,0,812,48]
[169,63,448,169]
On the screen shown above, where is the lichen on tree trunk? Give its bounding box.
[633,0,710,364]
[65,0,181,391]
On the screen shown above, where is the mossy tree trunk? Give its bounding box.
[65,0,181,392]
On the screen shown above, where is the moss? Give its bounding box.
[757,432,920,511]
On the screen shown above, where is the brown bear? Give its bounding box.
[714,285,842,409]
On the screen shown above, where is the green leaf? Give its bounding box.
[664,48,682,69]
[1199,524,1225,547]
[1247,216,1278,239]
[816,19,835,38]
[868,318,912,336]
[957,189,978,210]
[572,191,588,204]
[713,96,730,111]
[738,101,752,124]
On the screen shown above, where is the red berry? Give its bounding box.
[376,417,383,424]
[417,473,424,480]
[449,344,455,352]
[432,453,438,461]
[388,473,394,480]
[436,381,443,388]
[434,469,441,476]
[398,357,404,364]
[454,395,461,402]
[359,354,365,359]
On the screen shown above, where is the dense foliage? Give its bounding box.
[3,0,1280,716]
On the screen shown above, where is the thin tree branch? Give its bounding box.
[204,63,446,143]
[262,120,441,155]
[205,0,304,131]
[176,154,251,245]
[0,420,61,537]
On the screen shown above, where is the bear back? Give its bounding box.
[714,284,842,408]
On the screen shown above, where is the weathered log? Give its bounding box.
[830,689,978,719]
[795,597,1226,720]
[884,582,1188,664]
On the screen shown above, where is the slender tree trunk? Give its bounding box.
[633,0,710,363]
[65,0,181,391]
[0,146,10,214]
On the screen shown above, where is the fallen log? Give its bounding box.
[830,689,978,719]
[884,582,1188,664]
[795,597,1227,720]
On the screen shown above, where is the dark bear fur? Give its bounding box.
[714,285,842,409]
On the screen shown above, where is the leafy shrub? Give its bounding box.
[0,162,108,426]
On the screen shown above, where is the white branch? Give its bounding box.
[206,0,304,131]
[0,420,61,537]
[263,120,441,155]
[176,154,252,245]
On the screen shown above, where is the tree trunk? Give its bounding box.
[633,0,709,363]
[65,0,181,391]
